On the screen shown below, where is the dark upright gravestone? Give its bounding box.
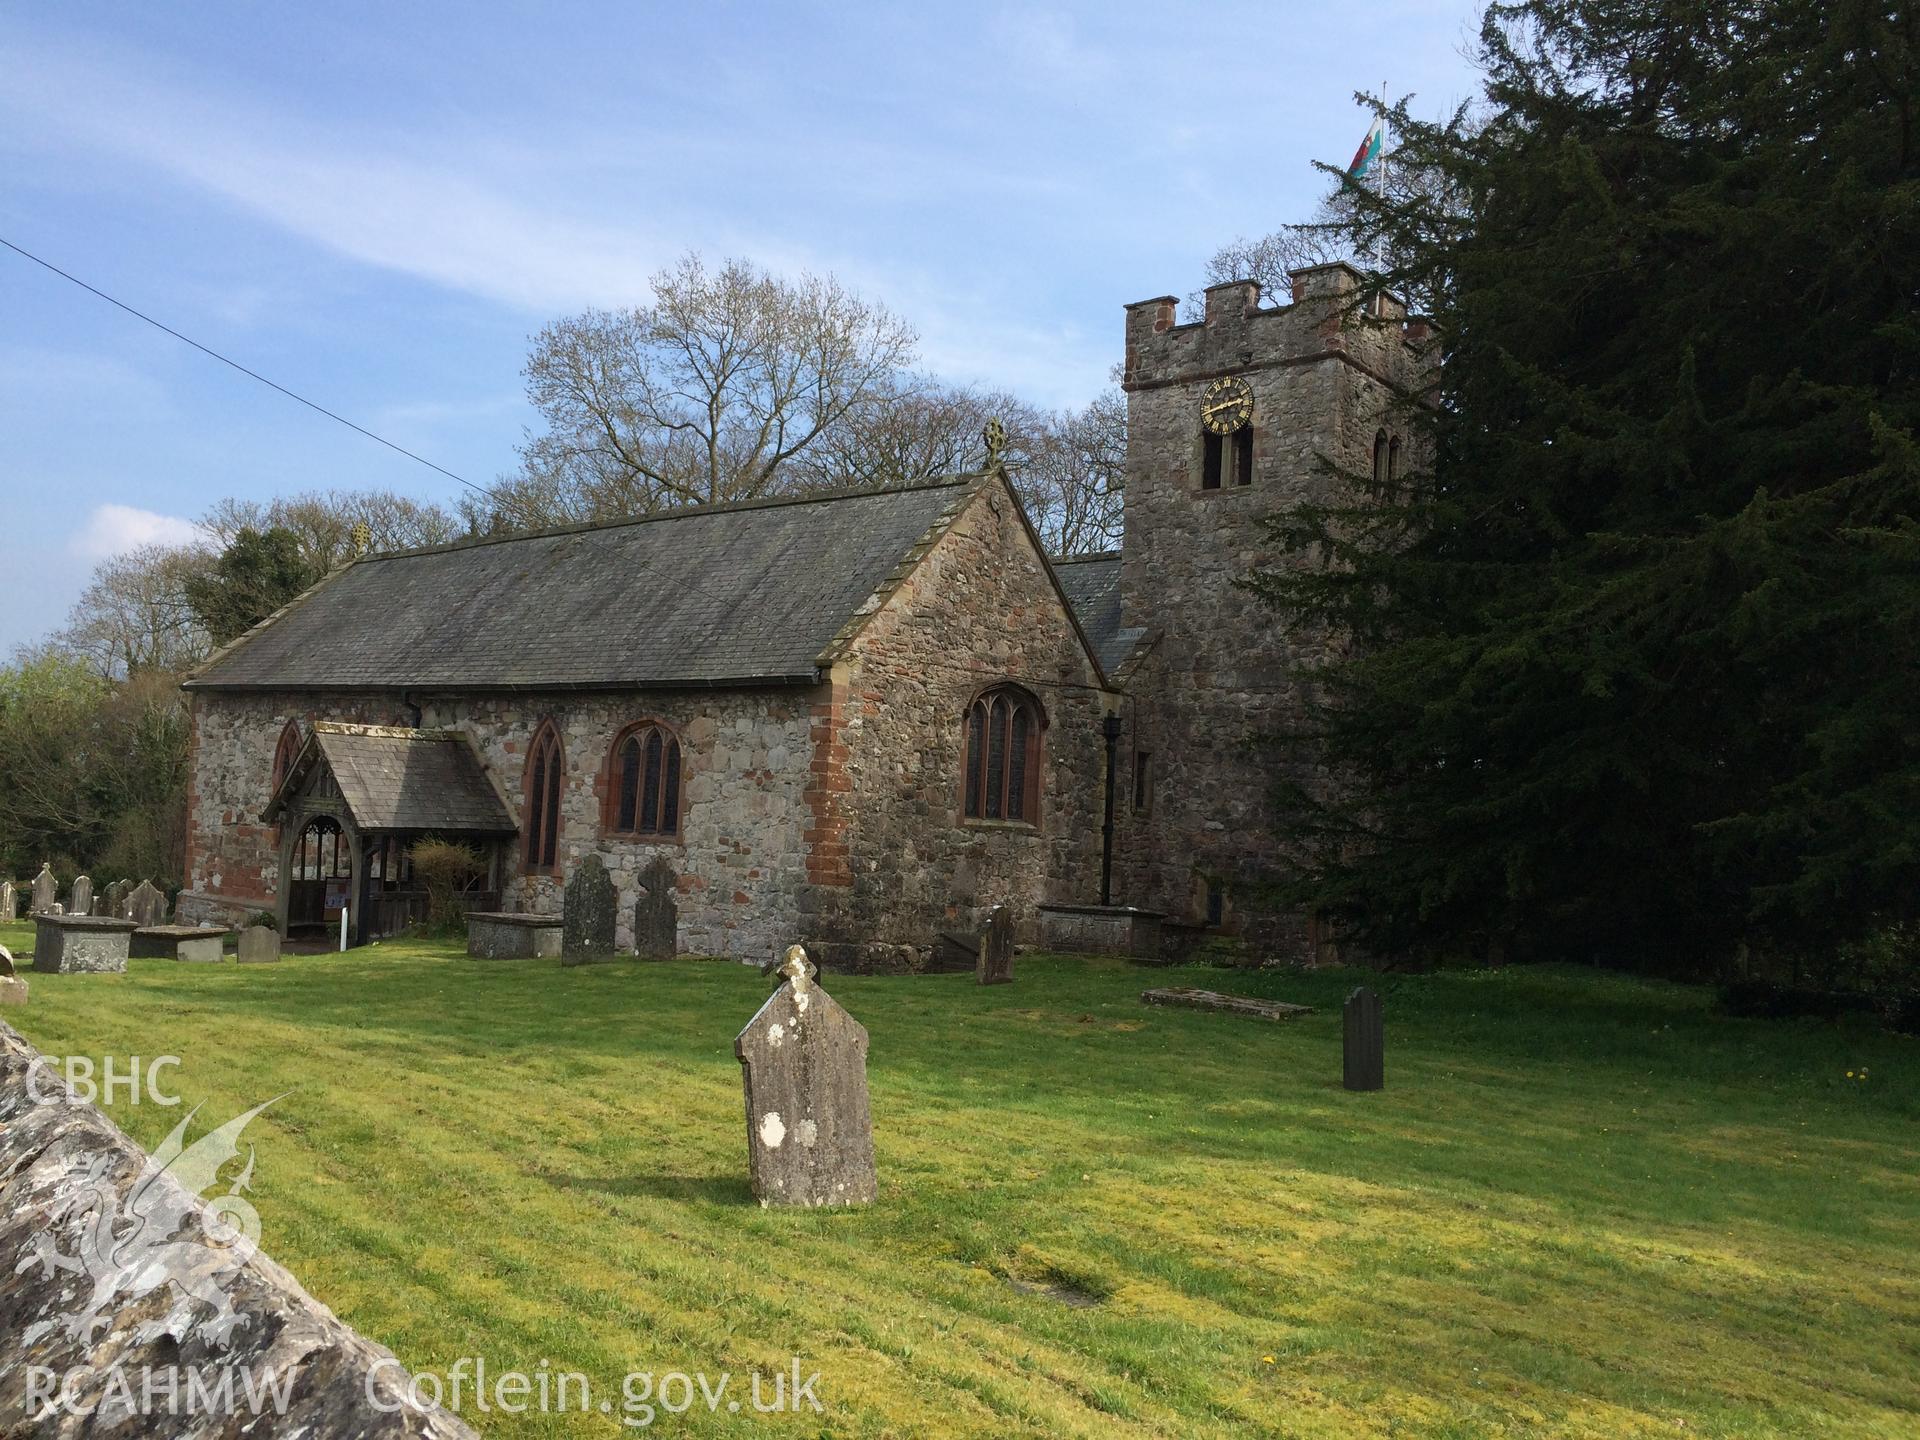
[103,880,129,920]
[734,945,877,1208]
[29,864,57,916]
[976,904,1015,986]
[125,880,167,928]
[561,854,617,966]
[1343,986,1384,1092]
[633,856,678,960]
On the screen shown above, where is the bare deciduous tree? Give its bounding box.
[202,488,461,568]
[1021,389,1127,556]
[791,378,1044,491]
[56,543,211,680]
[486,254,917,527]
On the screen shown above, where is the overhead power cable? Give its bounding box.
[0,232,538,524]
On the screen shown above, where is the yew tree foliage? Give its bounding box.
[1260,1,1920,973]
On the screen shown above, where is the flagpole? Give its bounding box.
[1377,81,1388,200]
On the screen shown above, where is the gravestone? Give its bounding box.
[560,855,617,965]
[103,879,130,919]
[976,904,1015,986]
[125,879,167,928]
[237,925,283,965]
[734,945,877,1207]
[0,944,24,1005]
[29,864,56,916]
[69,875,93,917]
[1343,986,1384,1092]
[0,881,14,920]
[633,856,678,960]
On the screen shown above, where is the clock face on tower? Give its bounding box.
[1200,376,1254,435]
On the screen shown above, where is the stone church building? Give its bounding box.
[179,262,1428,967]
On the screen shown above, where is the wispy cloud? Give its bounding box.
[1,40,668,314]
[69,504,209,561]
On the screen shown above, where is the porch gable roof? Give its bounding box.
[265,723,519,834]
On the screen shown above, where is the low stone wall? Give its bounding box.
[0,1021,475,1437]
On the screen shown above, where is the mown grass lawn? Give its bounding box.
[2,919,1916,1438]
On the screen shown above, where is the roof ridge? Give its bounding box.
[315,722,455,740]
[359,473,984,565]
[1050,549,1122,565]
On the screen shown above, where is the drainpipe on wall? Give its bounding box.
[1100,712,1123,906]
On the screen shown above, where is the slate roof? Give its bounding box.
[188,479,978,691]
[266,724,519,833]
[1052,552,1146,674]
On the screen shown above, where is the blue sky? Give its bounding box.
[0,2,1483,654]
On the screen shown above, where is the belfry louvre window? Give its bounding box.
[606,722,683,838]
[523,723,564,873]
[1201,431,1224,489]
[1233,426,1254,485]
[963,687,1044,823]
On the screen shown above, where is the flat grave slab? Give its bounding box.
[1140,987,1314,1022]
[131,924,231,961]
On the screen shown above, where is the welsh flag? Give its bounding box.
[1347,117,1384,179]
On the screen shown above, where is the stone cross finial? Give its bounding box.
[778,944,817,987]
[982,417,1007,469]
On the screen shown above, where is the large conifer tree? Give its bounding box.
[1262,1,1920,974]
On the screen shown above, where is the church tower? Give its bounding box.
[1115,263,1430,960]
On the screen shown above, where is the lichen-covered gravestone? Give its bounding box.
[0,882,15,921]
[976,904,1015,986]
[0,945,25,1005]
[103,879,129,919]
[69,874,93,917]
[633,856,678,960]
[29,864,56,916]
[125,879,167,928]
[1343,986,1384,1092]
[561,854,617,966]
[734,945,877,1207]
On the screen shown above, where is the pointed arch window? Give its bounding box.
[1387,435,1402,487]
[1372,429,1390,492]
[522,722,564,874]
[962,686,1045,825]
[271,719,302,794]
[604,722,684,839]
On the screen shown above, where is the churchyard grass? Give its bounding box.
[1,917,1915,1437]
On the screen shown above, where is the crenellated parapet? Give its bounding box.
[1123,262,1431,395]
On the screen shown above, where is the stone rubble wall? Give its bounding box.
[805,472,1115,969]
[181,687,816,963]
[1116,267,1432,961]
[0,1020,475,1439]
